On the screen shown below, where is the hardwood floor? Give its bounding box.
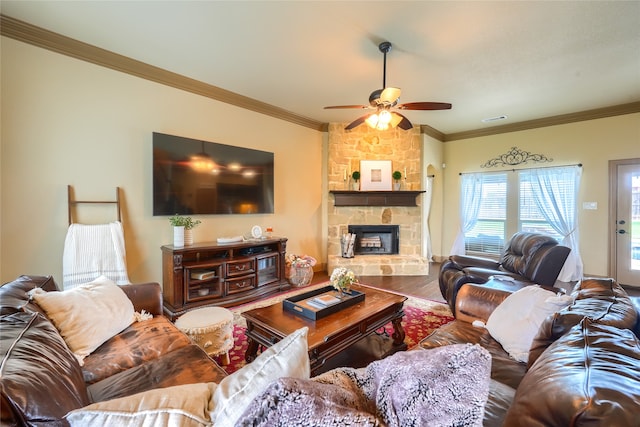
[311,263,640,302]
[310,262,445,303]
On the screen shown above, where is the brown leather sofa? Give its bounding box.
[420,277,640,426]
[0,275,227,426]
[439,232,571,310]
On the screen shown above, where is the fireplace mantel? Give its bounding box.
[330,190,425,207]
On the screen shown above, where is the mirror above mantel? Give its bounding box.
[330,190,425,207]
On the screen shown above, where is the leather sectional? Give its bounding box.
[420,277,640,426]
[0,275,227,426]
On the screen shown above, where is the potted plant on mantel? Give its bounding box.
[169,214,201,247]
[351,171,360,191]
[392,170,403,191]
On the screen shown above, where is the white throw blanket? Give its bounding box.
[63,221,130,290]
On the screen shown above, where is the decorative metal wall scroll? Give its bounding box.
[481,146,553,168]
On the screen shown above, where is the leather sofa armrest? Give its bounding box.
[449,255,500,270]
[119,282,163,316]
[462,267,525,283]
[455,283,513,324]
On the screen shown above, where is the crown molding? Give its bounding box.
[0,14,325,132]
[3,14,638,141]
[441,101,640,142]
[419,124,446,141]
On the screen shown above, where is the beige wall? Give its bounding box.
[438,113,640,277]
[1,37,326,284]
[422,135,445,259]
[2,36,638,284]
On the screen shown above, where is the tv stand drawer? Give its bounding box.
[226,259,255,276]
[226,275,256,295]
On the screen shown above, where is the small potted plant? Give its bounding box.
[392,170,403,190]
[169,214,201,246]
[351,170,360,191]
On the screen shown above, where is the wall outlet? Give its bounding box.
[583,202,598,210]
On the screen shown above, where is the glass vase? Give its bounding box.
[289,264,314,287]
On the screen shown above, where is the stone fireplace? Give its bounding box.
[348,225,399,255]
[326,124,429,276]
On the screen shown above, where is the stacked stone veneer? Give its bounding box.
[327,123,429,276]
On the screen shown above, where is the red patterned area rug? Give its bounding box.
[217,285,454,374]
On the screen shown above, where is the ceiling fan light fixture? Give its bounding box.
[365,113,379,128]
[378,109,391,123]
[365,108,395,130]
[325,41,452,131]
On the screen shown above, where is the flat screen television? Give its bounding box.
[153,132,274,215]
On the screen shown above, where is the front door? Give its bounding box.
[612,160,640,287]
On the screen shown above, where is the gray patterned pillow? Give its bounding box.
[238,344,491,427]
[236,377,381,426]
[356,344,491,427]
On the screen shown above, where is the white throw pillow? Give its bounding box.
[210,326,310,427]
[65,382,215,427]
[29,275,135,365]
[486,285,572,363]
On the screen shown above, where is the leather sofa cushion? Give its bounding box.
[504,318,640,426]
[484,380,516,427]
[82,316,193,384]
[0,275,59,315]
[88,344,228,403]
[528,278,637,367]
[418,320,526,389]
[0,312,90,426]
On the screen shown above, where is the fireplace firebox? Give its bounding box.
[348,225,399,255]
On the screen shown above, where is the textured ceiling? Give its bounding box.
[2,1,639,135]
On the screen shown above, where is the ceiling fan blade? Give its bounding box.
[344,114,370,130]
[324,105,370,110]
[390,112,413,130]
[380,87,401,104]
[397,102,452,110]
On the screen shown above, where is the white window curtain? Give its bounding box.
[526,165,583,281]
[423,175,435,261]
[450,173,485,255]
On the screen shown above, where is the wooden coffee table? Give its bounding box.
[242,284,407,375]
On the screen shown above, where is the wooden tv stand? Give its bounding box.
[161,237,289,321]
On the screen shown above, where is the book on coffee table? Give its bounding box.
[308,294,341,309]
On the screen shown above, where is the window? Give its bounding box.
[519,171,568,241]
[463,166,577,257]
[465,173,506,256]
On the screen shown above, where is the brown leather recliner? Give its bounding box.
[439,232,571,311]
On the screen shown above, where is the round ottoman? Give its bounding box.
[175,307,234,365]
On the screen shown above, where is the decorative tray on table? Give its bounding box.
[283,285,365,320]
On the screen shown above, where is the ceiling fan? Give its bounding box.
[324,41,452,131]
